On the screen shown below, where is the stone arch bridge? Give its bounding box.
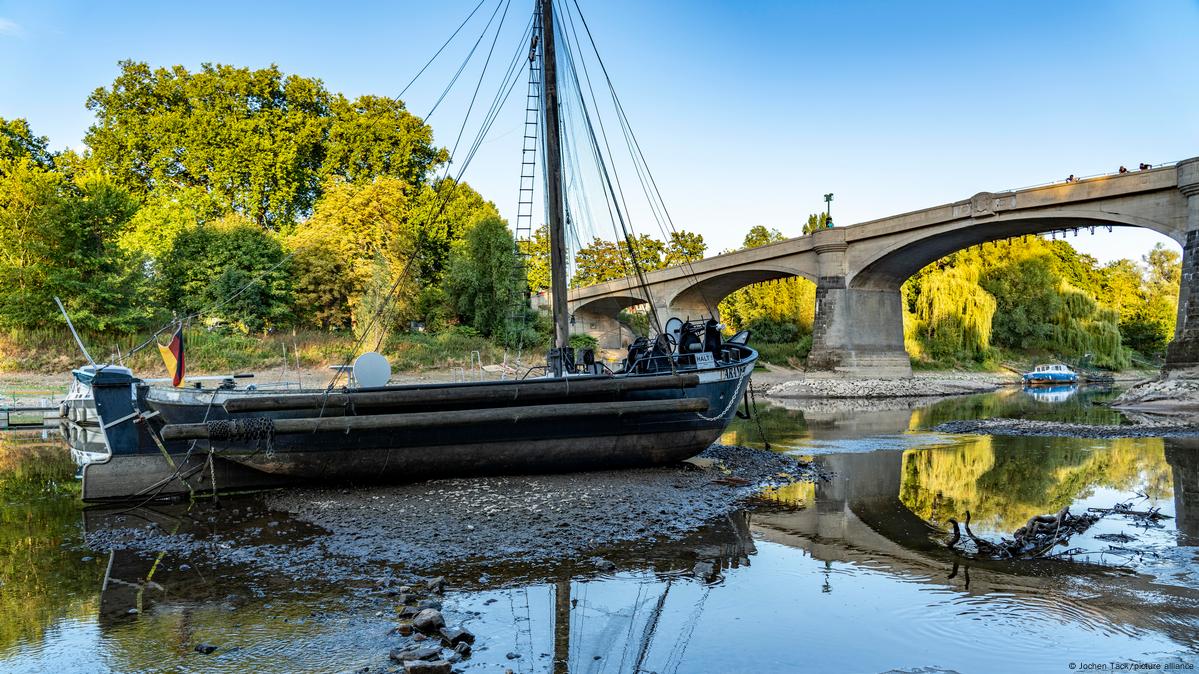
[563,157,1199,376]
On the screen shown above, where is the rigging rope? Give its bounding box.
[117,0,516,366]
[565,0,719,320]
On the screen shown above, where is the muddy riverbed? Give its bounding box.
[2,384,1198,672]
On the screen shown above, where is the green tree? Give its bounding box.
[445,215,524,338]
[664,230,707,266]
[322,94,447,186]
[572,237,626,286]
[802,212,830,235]
[0,158,147,331]
[84,61,446,230]
[0,118,53,168]
[158,215,293,332]
[904,261,996,362]
[523,225,551,292]
[742,225,785,248]
[85,61,329,229]
[1123,243,1182,357]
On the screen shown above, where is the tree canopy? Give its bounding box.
[84,61,446,230]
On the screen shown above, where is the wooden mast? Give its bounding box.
[540,0,570,376]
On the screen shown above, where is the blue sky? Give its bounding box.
[2,0,1197,263]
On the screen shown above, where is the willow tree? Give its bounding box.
[904,262,996,362]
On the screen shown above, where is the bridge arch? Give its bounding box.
[570,293,653,350]
[849,210,1183,290]
[665,264,818,318]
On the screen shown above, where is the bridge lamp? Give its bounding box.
[824,193,834,218]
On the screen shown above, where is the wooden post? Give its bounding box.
[541,0,571,376]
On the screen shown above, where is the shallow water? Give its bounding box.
[1,385,1198,672]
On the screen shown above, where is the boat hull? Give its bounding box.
[82,352,756,501]
[1022,374,1078,386]
[155,374,746,478]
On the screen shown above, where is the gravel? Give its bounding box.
[83,444,825,581]
[1111,377,1199,415]
[766,377,998,399]
[935,418,1199,438]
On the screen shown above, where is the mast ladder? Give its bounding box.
[513,13,542,260]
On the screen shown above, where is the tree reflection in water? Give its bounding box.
[899,436,1174,532]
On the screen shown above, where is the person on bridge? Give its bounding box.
[1119,166,1128,173]
[1140,163,1152,170]
[1066,174,1076,182]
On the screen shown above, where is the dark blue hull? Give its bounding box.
[81,348,757,501]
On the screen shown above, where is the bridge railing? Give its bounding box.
[1005,159,1182,193]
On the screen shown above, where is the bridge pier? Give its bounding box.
[1165,158,1199,376]
[806,237,912,378]
[808,284,912,377]
[573,306,632,350]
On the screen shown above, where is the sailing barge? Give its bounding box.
[78,0,758,502]
[82,336,755,501]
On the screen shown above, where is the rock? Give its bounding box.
[389,646,442,662]
[395,622,414,636]
[402,660,451,674]
[692,561,715,578]
[81,556,94,562]
[439,627,475,645]
[426,576,446,594]
[592,558,617,572]
[396,593,417,604]
[417,599,442,610]
[454,642,472,657]
[506,652,521,659]
[127,608,140,615]
[412,608,446,632]
[398,605,419,618]
[194,642,218,654]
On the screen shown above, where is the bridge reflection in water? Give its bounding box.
[76,435,1199,672]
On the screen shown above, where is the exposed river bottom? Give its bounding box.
[1,385,1198,673]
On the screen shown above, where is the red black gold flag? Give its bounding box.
[157,325,185,387]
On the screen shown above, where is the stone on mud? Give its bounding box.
[402,660,451,674]
[390,645,441,662]
[412,608,446,632]
[439,626,475,646]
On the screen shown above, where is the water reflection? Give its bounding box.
[1022,383,1078,403]
[899,435,1174,532]
[2,386,1199,672]
[723,384,1129,452]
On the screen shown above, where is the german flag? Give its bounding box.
[157,325,185,387]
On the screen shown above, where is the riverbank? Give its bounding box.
[1111,376,1199,416]
[935,417,1199,438]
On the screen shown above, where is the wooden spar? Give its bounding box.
[541,0,570,375]
[222,373,701,413]
[161,398,710,441]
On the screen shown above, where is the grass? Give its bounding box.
[754,336,812,368]
[0,327,536,375]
